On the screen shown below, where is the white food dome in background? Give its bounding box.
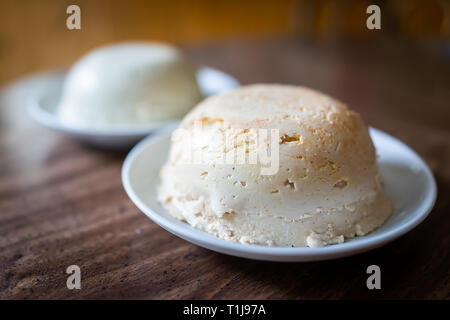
[58,42,203,129]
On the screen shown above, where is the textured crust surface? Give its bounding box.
[158,84,392,247]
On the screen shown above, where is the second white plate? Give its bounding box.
[122,126,437,262]
[27,67,240,149]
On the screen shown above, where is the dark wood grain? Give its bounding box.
[0,39,449,299]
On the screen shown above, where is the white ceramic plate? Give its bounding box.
[27,67,240,149]
[122,126,437,262]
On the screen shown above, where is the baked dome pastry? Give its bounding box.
[58,42,203,128]
[158,84,392,247]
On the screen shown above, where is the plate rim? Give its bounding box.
[121,127,437,261]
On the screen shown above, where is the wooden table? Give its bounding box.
[0,39,449,299]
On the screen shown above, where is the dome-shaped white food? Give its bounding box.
[158,84,392,247]
[58,42,203,128]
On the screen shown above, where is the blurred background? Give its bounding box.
[1,0,450,85]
